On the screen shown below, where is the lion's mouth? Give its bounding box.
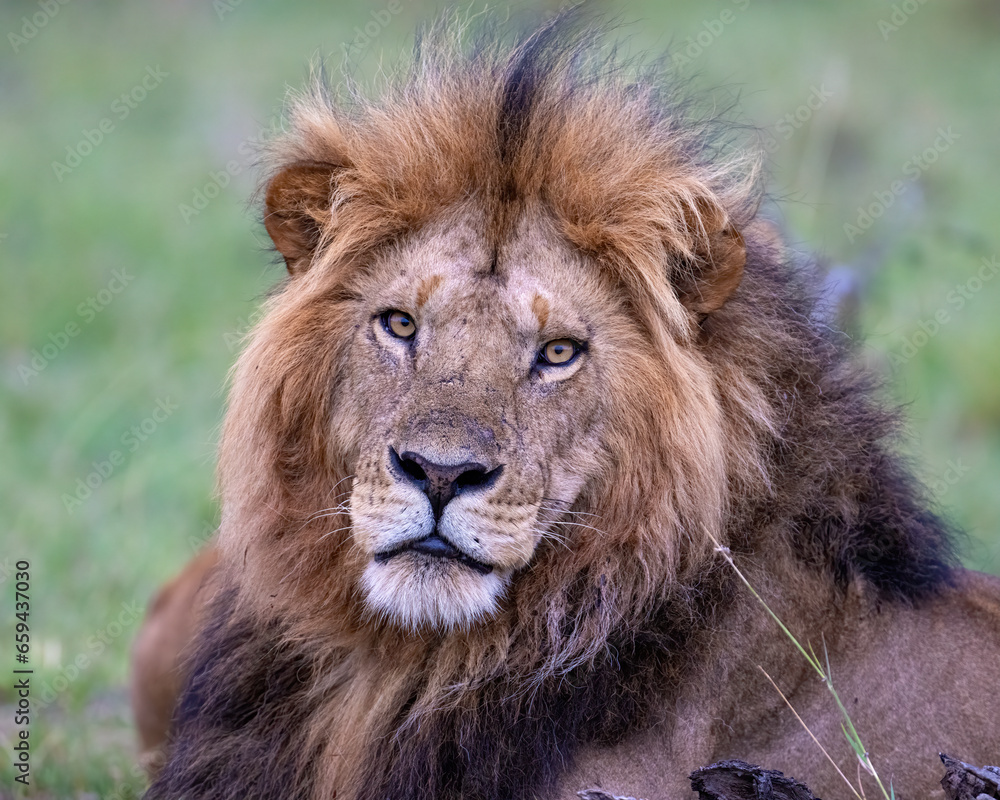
[374,533,494,576]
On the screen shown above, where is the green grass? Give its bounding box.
[2,0,999,795]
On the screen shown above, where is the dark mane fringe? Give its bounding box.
[150,10,957,800]
[355,605,702,800]
[151,571,727,800]
[150,589,321,799]
[714,243,957,600]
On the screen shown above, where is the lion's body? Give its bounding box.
[563,568,1000,799]
[136,14,1000,800]
[139,545,1000,799]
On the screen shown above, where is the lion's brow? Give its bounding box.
[416,274,444,309]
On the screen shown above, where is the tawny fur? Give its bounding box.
[136,13,1000,800]
[130,545,218,777]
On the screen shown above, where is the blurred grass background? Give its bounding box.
[1,0,999,796]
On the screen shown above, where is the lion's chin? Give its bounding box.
[361,555,509,631]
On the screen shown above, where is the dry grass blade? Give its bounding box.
[758,666,864,800]
[707,530,894,800]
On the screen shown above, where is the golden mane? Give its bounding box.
[219,12,777,666]
[146,13,961,800]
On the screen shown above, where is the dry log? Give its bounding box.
[940,754,1000,800]
[577,754,1000,800]
[689,760,820,800]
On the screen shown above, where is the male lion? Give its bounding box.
[136,14,1000,800]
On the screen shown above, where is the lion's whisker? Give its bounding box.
[305,499,353,522]
[317,524,354,543]
[307,508,352,524]
[538,502,600,518]
[282,495,356,537]
[549,520,609,538]
[530,527,572,551]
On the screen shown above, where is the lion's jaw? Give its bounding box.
[345,209,610,631]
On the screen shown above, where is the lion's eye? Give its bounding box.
[382,310,417,340]
[538,339,581,366]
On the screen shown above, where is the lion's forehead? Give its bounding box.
[358,208,604,350]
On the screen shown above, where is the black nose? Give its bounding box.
[389,447,503,519]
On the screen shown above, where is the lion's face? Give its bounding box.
[345,207,614,629]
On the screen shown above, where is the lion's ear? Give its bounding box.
[263,160,342,275]
[672,199,747,315]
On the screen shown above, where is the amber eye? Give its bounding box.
[382,310,417,340]
[539,339,581,366]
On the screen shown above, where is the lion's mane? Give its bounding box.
[148,14,954,800]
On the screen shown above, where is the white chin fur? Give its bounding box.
[361,555,507,631]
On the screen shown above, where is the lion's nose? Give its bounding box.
[389,447,504,519]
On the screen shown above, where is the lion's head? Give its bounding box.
[333,203,748,631]
[219,18,770,646]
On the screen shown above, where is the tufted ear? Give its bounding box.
[672,199,747,315]
[263,160,343,275]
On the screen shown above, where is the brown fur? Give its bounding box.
[130,545,218,777]
[139,13,1000,800]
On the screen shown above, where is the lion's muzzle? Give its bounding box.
[388,446,505,518]
[374,532,495,575]
[374,447,502,575]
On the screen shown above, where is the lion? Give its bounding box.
[136,13,1000,800]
